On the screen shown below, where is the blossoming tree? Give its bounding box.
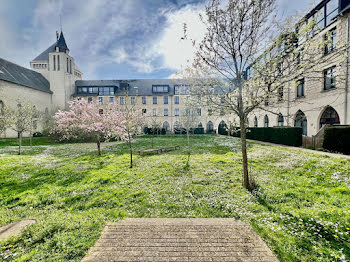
[53,99,119,155]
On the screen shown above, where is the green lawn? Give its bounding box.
[0,135,349,261]
[0,137,57,147]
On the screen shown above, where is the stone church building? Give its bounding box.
[0,31,82,137]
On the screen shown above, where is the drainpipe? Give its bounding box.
[344,16,349,125]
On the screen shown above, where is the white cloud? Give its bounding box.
[157,3,206,71]
[110,48,128,64]
[1,0,313,79]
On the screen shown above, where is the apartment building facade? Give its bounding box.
[248,0,350,137]
[75,79,232,133]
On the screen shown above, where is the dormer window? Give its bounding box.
[152,85,169,93]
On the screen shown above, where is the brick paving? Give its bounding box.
[82,218,278,262]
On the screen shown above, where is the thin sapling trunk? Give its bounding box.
[128,130,133,168]
[240,118,250,189]
[97,136,101,156]
[30,129,32,148]
[18,132,22,155]
[186,129,190,165]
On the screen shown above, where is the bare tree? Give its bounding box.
[10,101,36,155]
[180,0,348,189]
[180,0,277,190]
[179,104,200,166]
[119,84,145,168]
[28,106,39,148]
[0,103,13,138]
[120,107,145,168]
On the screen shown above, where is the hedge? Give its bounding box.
[323,126,350,155]
[231,127,302,147]
[190,127,205,134]
[143,127,166,135]
[174,127,205,135]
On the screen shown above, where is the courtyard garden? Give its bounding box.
[0,135,349,261]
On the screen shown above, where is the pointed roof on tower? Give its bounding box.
[32,31,69,62]
[56,31,69,52]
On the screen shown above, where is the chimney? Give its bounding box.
[56,31,59,40]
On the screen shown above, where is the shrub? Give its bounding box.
[190,127,205,134]
[323,126,350,155]
[231,127,302,147]
[143,127,166,135]
[33,132,43,137]
[218,125,228,135]
[174,128,187,135]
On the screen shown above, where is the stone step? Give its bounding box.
[82,218,278,262]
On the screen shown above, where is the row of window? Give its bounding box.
[151,85,189,94]
[78,87,115,96]
[90,96,225,117]
[74,71,81,78]
[307,0,338,31]
[152,85,169,93]
[246,11,338,81]
[264,64,337,106]
[32,63,47,69]
[85,95,189,105]
[144,108,202,117]
[296,65,336,98]
[96,106,202,117]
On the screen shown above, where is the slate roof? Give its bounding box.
[32,31,69,62]
[0,58,51,93]
[75,79,232,96]
[75,79,189,96]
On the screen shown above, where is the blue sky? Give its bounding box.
[0,0,313,80]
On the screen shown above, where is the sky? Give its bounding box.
[0,0,315,80]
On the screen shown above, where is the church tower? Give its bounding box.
[30,31,83,110]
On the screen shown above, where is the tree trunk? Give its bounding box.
[187,129,190,165]
[97,137,101,156]
[128,131,133,168]
[30,130,33,149]
[240,118,250,189]
[18,132,22,155]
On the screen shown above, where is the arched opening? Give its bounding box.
[264,115,269,127]
[218,120,227,135]
[174,121,183,134]
[163,121,170,132]
[294,110,307,136]
[320,106,340,128]
[198,122,203,128]
[254,116,258,128]
[207,121,214,133]
[277,113,284,126]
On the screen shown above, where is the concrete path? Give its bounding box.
[0,219,36,241]
[82,218,278,262]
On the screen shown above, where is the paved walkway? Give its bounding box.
[0,219,36,241]
[82,218,278,262]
